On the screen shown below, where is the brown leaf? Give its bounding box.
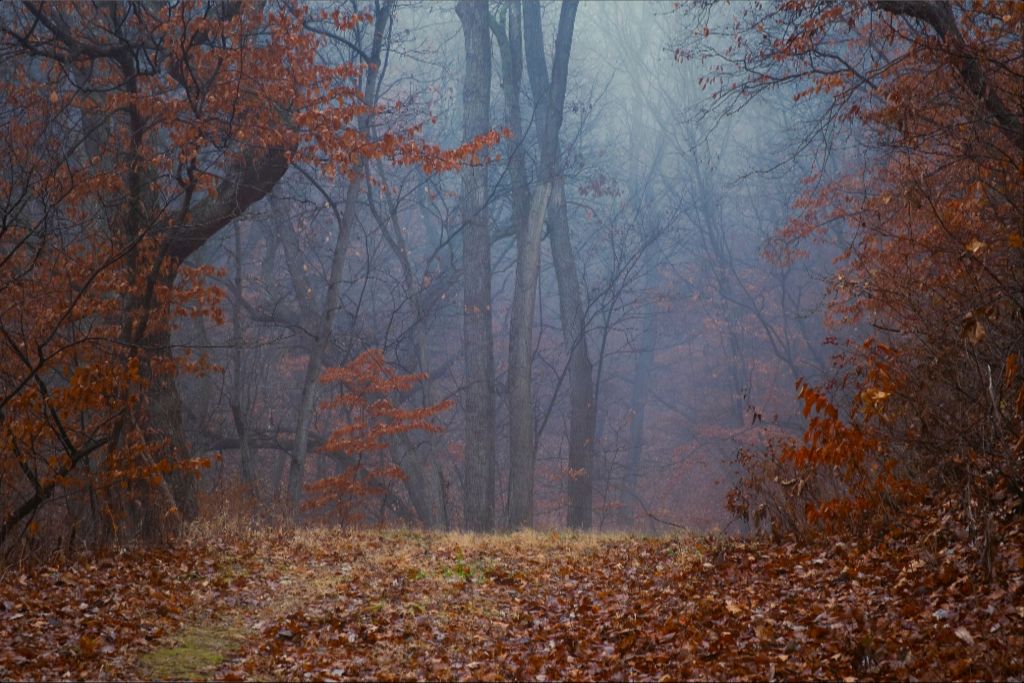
[78,634,101,659]
[961,313,985,345]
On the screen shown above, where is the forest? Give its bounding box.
[0,0,1021,680]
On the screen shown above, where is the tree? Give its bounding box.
[519,0,592,529]
[303,348,451,521]
[1,0,337,546]
[490,0,557,529]
[280,1,393,513]
[0,0,489,551]
[695,0,1023,529]
[455,0,497,532]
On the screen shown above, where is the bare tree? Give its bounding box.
[491,0,557,529]
[456,0,496,531]
[521,0,592,529]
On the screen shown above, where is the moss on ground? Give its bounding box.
[138,625,243,681]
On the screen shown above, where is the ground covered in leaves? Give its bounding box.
[1,511,1022,681]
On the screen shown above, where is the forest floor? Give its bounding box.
[1,508,1022,681]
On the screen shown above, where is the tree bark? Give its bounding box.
[507,183,551,527]
[229,224,257,495]
[456,0,496,532]
[546,179,595,529]
[522,0,592,529]
[141,322,199,524]
[493,0,555,529]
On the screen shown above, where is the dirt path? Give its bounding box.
[214,530,705,681]
[144,528,1024,681]
[138,529,690,681]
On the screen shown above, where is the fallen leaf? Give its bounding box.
[953,626,975,646]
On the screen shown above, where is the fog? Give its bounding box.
[2,3,1019,677]
[165,0,850,532]
[149,0,839,532]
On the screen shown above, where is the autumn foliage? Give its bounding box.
[0,1,1022,680]
[0,1,491,557]
[717,1,1023,535]
[303,349,452,518]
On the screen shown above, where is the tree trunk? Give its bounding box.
[142,316,199,524]
[494,0,541,529]
[622,264,659,527]
[229,224,257,496]
[364,160,443,529]
[546,179,595,530]
[522,0,591,529]
[456,0,496,532]
[283,179,360,511]
[406,312,444,527]
[507,184,552,527]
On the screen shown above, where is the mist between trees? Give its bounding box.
[1,0,1020,557]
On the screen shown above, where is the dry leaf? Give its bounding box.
[961,313,985,344]
[953,626,975,646]
[964,238,986,254]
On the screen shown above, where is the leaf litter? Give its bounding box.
[0,514,1021,681]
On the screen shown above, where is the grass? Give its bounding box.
[138,624,244,681]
